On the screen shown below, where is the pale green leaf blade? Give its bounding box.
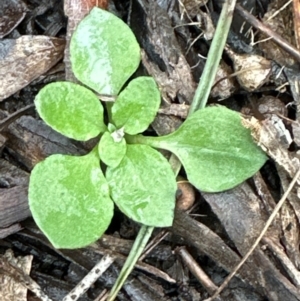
[152,106,267,192]
[35,82,105,141]
[70,7,141,95]
[112,77,160,135]
[98,131,126,168]
[106,144,177,227]
[28,151,114,249]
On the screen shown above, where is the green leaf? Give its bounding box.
[70,7,141,95]
[28,151,114,249]
[35,82,105,141]
[112,77,160,135]
[106,144,177,227]
[145,106,267,192]
[98,131,126,168]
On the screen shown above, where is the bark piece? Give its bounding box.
[0,158,29,188]
[0,0,27,38]
[0,159,30,236]
[276,166,300,268]
[0,224,22,239]
[2,114,86,170]
[0,134,7,154]
[129,0,196,104]
[280,201,300,269]
[0,36,65,101]
[202,182,270,252]
[0,186,30,229]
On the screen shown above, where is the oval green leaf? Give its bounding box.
[112,77,160,135]
[70,7,141,95]
[98,131,126,168]
[149,106,267,192]
[35,82,105,141]
[106,144,177,227]
[28,151,114,249]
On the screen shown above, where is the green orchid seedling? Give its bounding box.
[28,5,266,296]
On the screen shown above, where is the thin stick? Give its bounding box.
[63,254,114,301]
[176,247,220,297]
[204,167,300,301]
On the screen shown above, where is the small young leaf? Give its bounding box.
[70,7,141,95]
[35,82,105,141]
[106,144,177,227]
[98,131,126,168]
[146,106,267,192]
[28,151,114,249]
[112,77,160,135]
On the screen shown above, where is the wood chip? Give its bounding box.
[0,36,65,101]
[0,186,30,228]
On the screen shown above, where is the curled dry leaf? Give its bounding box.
[211,60,235,100]
[226,47,271,92]
[0,0,27,39]
[176,176,195,211]
[242,116,299,177]
[0,36,65,101]
[0,249,33,301]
